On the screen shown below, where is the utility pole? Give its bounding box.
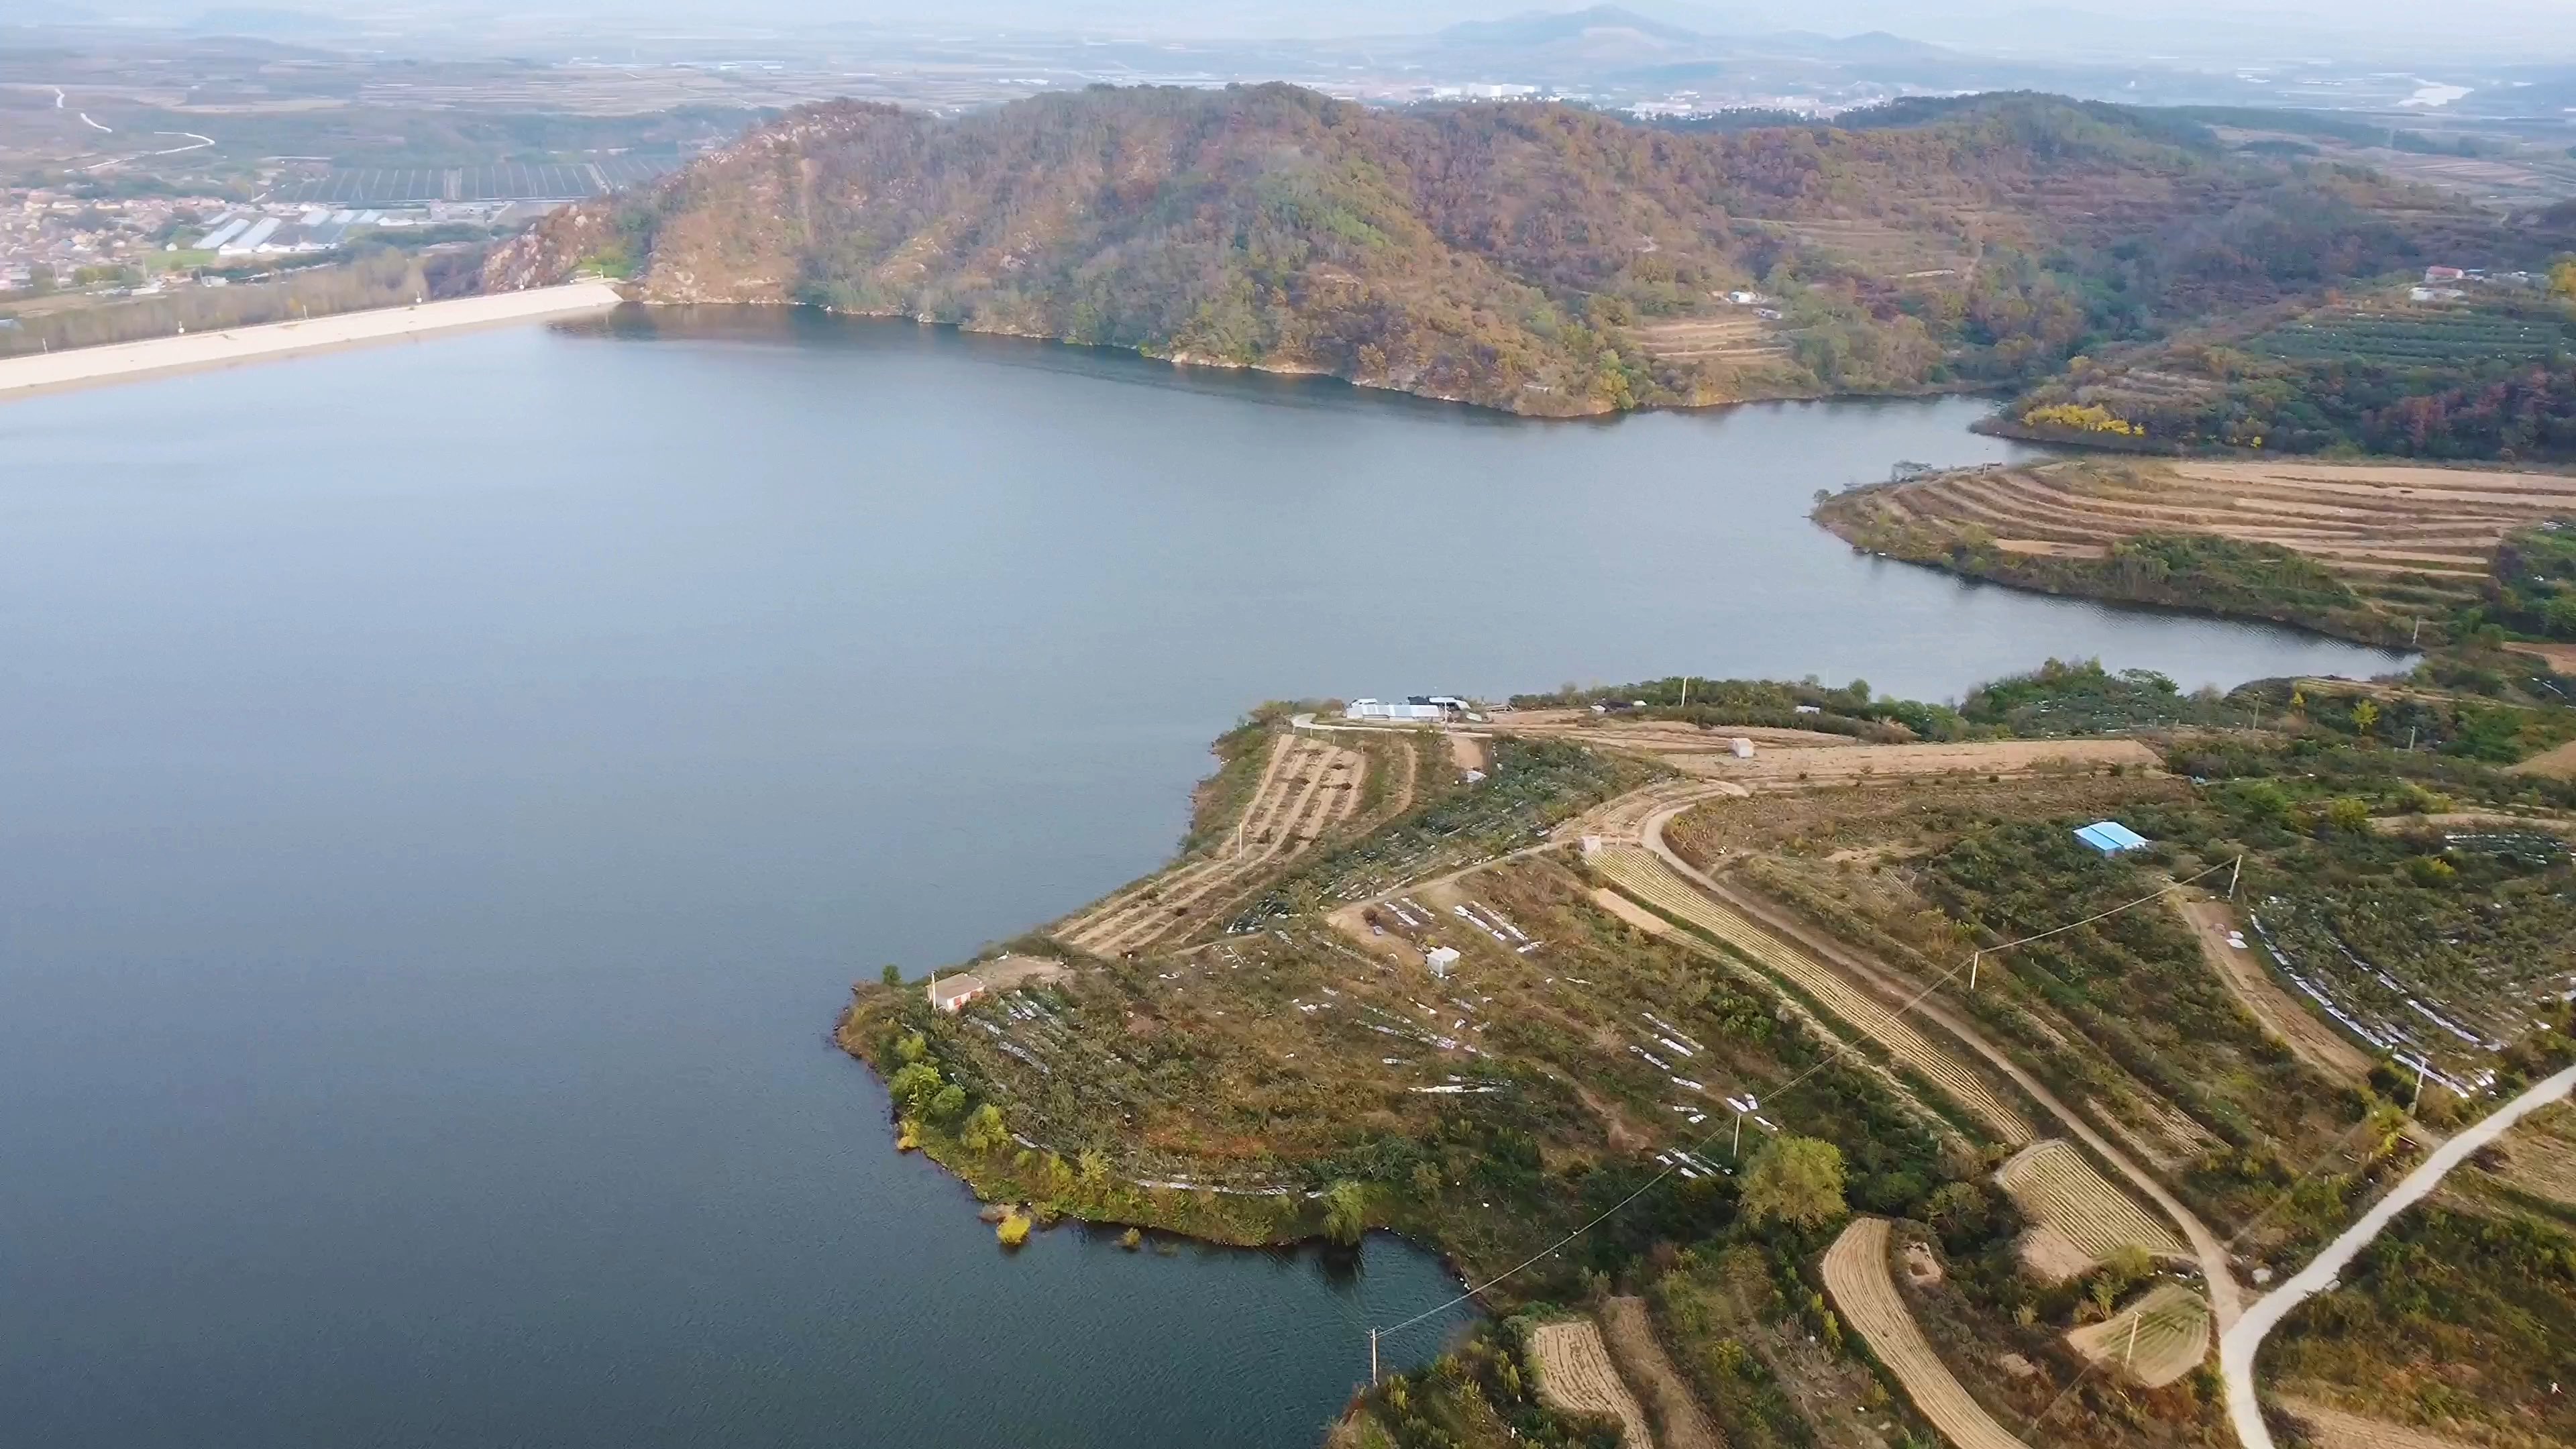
[1369,1328,1380,1386]
[2413,1059,2430,1114]
[2411,617,2423,647]
[1680,676,1693,709]
[2406,725,2417,752]
[1733,1111,1745,1157]
[1968,950,1981,992]
[2125,1309,2141,1367]
[2228,855,2242,901]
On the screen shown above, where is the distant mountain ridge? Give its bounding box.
[492,84,2553,421]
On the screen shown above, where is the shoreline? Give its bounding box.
[0,282,625,402]
[646,294,2002,420]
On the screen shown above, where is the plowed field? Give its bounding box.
[1822,1218,2031,1449]
[1997,1140,2190,1273]
[1061,732,1362,955]
[1831,458,2576,617]
[1529,1317,1652,1448]
[2065,1282,2210,1389]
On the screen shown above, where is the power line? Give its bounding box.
[1371,853,2241,1340]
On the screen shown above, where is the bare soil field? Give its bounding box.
[2065,1283,2210,1389]
[1822,1218,2032,1449]
[1590,886,1674,936]
[2173,897,2373,1085]
[2367,812,2576,837]
[1665,771,2184,867]
[1599,1296,1722,1449]
[1529,1317,1654,1448]
[2505,739,2576,780]
[1830,458,2576,616]
[1996,1140,2191,1275]
[2275,1397,2491,1449]
[1448,732,1489,775]
[2478,1102,2576,1210]
[1668,738,2159,787]
[2508,642,2576,675]
[967,953,1069,993]
[1489,709,1861,753]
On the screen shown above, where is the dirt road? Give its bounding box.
[2174,898,2373,1085]
[1638,805,2243,1334]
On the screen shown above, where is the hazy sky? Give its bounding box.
[57,0,2576,61]
[578,0,2576,45]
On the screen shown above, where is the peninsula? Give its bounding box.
[842,663,2576,1449]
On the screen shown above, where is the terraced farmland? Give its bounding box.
[1059,732,1363,955]
[1589,845,2035,1144]
[1633,313,1788,365]
[2246,303,2576,367]
[1529,1317,1652,1448]
[1821,457,2576,623]
[2065,1282,2210,1389]
[1822,1218,2031,1449]
[1998,1140,2190,1276]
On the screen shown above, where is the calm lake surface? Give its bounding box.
[0,309,2404,1449]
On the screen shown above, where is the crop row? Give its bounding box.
[1822,1218,2032,1449]
[1996,1140,2188,1264]
[1526,1319,1649,1447]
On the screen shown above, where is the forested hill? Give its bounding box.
[490,85,2559,418]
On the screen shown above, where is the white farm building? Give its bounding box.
[1345,695,1471,722]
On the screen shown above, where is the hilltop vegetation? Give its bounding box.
[1999,285,2576,459]
[491,84,2553,417]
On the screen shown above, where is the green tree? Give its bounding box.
[1322,1179,1371,1244]
[2100,1244,2153,1291]
[885,1060,943,1112]
[2326,796,2372,833]
[881,963,904,987]
[960,1102,1010,1154]
[927,1083,968,1124]
[1742,1136,1847,1229]
[1924,1180,1990,1242]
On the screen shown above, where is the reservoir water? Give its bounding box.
[0,309,2404,1449]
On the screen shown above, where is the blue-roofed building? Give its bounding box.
[2074,820,2150,856]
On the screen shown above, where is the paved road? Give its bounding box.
[2220,1060,2576,1449]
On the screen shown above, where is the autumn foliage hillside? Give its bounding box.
[492,85,2555,417]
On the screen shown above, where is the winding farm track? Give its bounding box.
[1058,732,1363,955]
[2220,1062,2576,1449]
[2174,897,2374,1085]
[1635,802,2245,1332]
